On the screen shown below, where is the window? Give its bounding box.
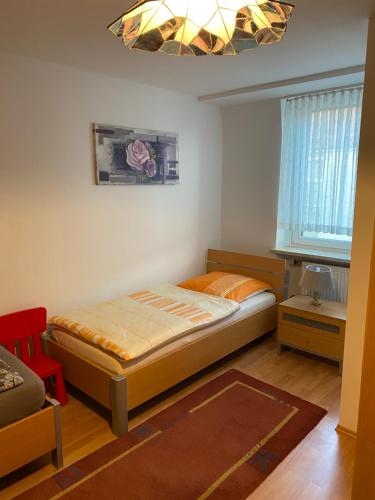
[276,86,363,254]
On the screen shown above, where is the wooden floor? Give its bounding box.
[0,336,356,499]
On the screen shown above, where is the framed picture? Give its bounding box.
[94,124,179,185]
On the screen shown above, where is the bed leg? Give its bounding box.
[49,398,63,469]
[277,342,283,355]
[110,375,128,436]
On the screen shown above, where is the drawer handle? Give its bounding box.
[282,313,340,334]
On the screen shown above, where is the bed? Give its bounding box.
[0,346,45,428]
[0,347,63,478]
[45,250,287,436]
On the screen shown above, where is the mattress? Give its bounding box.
[0,347,45,428]
[52,292,276,375]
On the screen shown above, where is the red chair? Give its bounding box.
[0,307,68,405]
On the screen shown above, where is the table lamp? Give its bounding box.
[299,265,335,306]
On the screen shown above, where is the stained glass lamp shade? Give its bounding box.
[108,0,294,56]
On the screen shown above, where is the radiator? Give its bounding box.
[301,262,350,304]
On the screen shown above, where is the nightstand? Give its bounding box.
[277,295,346,374]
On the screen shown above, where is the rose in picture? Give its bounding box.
[143,159,157,178]
[126,140,150,171]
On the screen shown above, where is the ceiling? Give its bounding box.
[0,0,373,98]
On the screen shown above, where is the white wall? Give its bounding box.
[339,16,375,432]
[220,99,306,295]
[221,99,281,257]
[0,52,222,316]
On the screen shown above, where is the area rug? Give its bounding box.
[18,369,327,500]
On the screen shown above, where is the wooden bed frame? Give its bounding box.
[0,398,63,478]
[45,250,287,436]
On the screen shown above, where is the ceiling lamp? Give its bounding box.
[108,0,294,56]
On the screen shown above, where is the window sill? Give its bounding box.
[271,246,351,267]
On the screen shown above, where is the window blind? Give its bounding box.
[277,86,363,239]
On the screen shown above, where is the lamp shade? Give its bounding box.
[108,0,294,56]
[299,265,335,293]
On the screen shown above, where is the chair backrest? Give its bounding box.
[0,308,47,362]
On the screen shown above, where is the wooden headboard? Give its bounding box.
[207,249,287,302]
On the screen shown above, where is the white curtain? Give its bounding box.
[277,86,363,237]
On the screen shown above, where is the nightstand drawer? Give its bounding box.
[279,307,345,342]
[278,324,344,360]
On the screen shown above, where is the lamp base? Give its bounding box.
[311,292,322,307]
